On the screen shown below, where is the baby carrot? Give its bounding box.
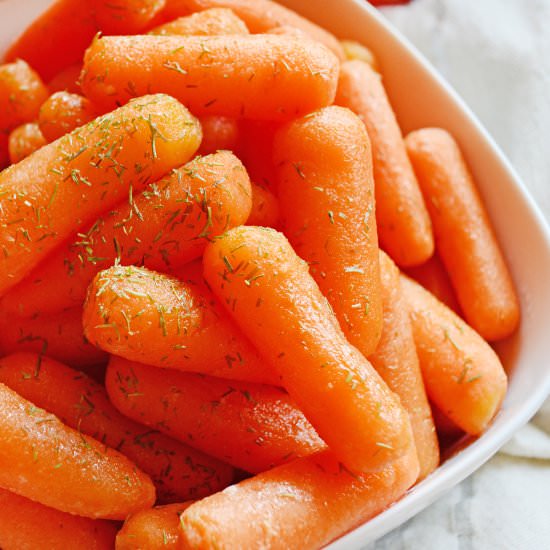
[180,448,419,549]
[198,116,240,155]
[0,488,118,550]
[0,352,234,503]
[247,183,280,228]
[203,226,413,473]
[0,60,49,134]
[163,0,345,60]
[0,381,155,519]
[4,0,98,81]
[83,265,279,385]
[89,0,166,34]
[274,106,383,358]
[405,128,520,341]
[0,94,201,297]
[0,308,107,369]
[117,502,193,550]
[370,251,439,480]
[267,25,309,39]
[48,64,83,94]
[149,7,249,36]
[335,60,434,266]
[431,402,464,442]
[81,34,339,120]
[401,275,508,435]
[106,356,325,473]
[1,151,250,317]
[8,123,46,164]
[341,40,379,71]
[38,91,100,142]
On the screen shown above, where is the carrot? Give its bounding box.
[180,447,419,549]
[203,226,413,473]
[335,60,434,267]
[89,0,167,34]
[0,381,155,519]
[162,0,345,60]
[150,7,249,35]
[0,488,118,550]
[0,308,107,369]
[274,106,383,358]
[117,502,193,550]
[81,34,339,120]
[341,40,379,71]
[4,0,98,81]
[0,94,201,297]
[405,253,462,314]
[369,251,439,480]
[8,123,47,164]
[38,91,100,142]
[106,356,325,473]
[401,275,508,435]
[83,264,279,385]
[431,402,464,442]
[0,60,49,134]
[247,183,279,228]
[267,25,309,39]
[198,116,240,155]
[0,352,234,504]
[48,64,83,94]
[405,128,520,341]
[2,151,250,318]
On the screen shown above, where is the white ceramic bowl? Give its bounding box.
[3,1,550,548]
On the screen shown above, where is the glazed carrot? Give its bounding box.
[405,253,462,314]
[150,7,249,36]
[2,151,250,317]
[0,352,234,503]
[274,106,383,358]
[369,251,439,480]
[106,356,325,473]
[89,0,166,34]
[341,40,379,71]
[0,308,107,368]
[0,381,155,519]
[117,502,193,550]
[0,94,201,297]
[48,63,83,94]
[38,92,99,142]
[180,447,419,549]
[0,60,49,134]
[162,0,345,60]
[405,128,520,341]
[198,116,240,155]
[203,226,413,473]
[0,488,118,550]
[401,275,508,435]
[335,60,433,266]
[4,0,98,81]
[431,402,464,442]
[247,183,279,228]
[81,34,339,120]
[267,25,308,39]
[8,123,46,164]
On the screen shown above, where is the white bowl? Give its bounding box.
[3,1,550,548]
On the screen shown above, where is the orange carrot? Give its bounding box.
[401,275,508,435]
[0,60,49,134]
[369,251,439,480]
[0,308,107,369]
[38,91,100,142]
[48,63,83,94]
[431,402,464,442]
[117,502,193,549]
[106,356,325,473]
[0,381,155,519]
[341,40,379,71]
[8,123,46,164]
[247,183,279,228]
[150,7,249,35]
[2,151,250,318]
[162,0,345,60]
[0,488,118,550]
[89,0,166,34]
[203,226,413,473]
[81,34,339,120]
[405,128,520,341]
[0,94,201,297]
[267,25,309,39]
[335,60,433,267]
[83,265,279,385]
[4,0,98,81]
[0,352,234,504]
[274,106,383,358]
[198,116,240,155]
[180,448,419,549]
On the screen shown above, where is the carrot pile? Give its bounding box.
[0,0,519,548]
